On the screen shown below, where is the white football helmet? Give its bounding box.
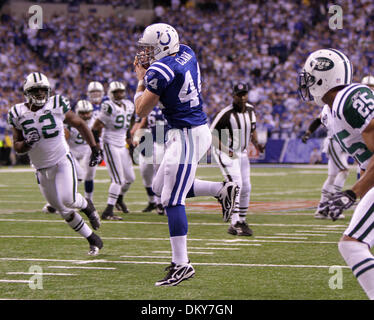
[361,75,374,88]
[108,81,126,104]
[137,23,180,66]
[87,81,104,104]
[76,100,93,121]
[298,49,352,106]
[23,72,51,107]
[76,100,93,113]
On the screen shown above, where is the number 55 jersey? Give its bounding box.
[331,83,374,170]
[7,95,71,169]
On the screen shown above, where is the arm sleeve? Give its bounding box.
[307,117,322,134]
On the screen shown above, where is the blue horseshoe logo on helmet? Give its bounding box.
[158,31,171,46]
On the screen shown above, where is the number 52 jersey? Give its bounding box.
[331,83,374,170]
[7,95,71,169]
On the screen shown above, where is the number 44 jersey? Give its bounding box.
[331,83,374,170]
[8,95,71,169]
[97,99,134,148]
[144,44,207,129]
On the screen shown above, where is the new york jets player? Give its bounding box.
[66,100,95,182]
[302,104,350,220]
[92,81,135,220]
[132,106,169,215]
[8,72,103,255]
[42,100,97,214]
[134,23,238,286]
[299,49,374,299]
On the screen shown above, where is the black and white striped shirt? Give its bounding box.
[210,103,257,153]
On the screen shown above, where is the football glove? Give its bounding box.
[24,130,40,147]
[301,132,311,143]
[328,189,356,221]
[89,145,103,167]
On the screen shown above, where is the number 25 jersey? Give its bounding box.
[7,95,70,169]
[331,83,374,169]
[144,44,207,129]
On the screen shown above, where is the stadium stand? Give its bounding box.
[1,0,373,163]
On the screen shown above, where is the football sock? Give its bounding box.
[333,170,349,192]
[231,213,239,225]
[170,235,189,265]
[65,212,92,238]
[166,205,189,265]
[339,240,374,300]
[146,187,156,203]
[84,180,94,200]
[191,179,223,197]
[108,183,121,206]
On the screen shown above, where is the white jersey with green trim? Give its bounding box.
[66,117,94,159]
[7,95,70,169]
[331,83,374,169]
[320,104,333,138]
[97,99,134,148]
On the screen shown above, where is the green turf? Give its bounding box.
[0,164,368,300]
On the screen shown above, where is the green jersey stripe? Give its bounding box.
[336,84,360,120]
[104,143,121,185]
[66,153,77,203]
[328,140,346,170]
[348,203,374,238]
[13,105,19,118]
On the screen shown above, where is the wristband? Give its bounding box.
[137,80,144,87]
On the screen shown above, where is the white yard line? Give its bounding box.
[0,280,31,283]
[0,218,348,228]
[6,272,76,276]
[0,257,349,269]
[46,266,116,270]
[0,234,338,244]
[275,233,327,237]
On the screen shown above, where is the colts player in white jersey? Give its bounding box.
[132,106,169,215]
[8,72,103,255]
[92,81,135,220]
[85,81,106,199]
[134,23,239,286]
[299,49,374,299]
[302,104,350,220]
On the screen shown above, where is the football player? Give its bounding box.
[92,81,135,220]
[8,72,103,255]
[302,105,350,220]
[134,23,239,286]
[299,49,374,299]
[42,100,97,214]
[132,106,168,215]
[87,81,105,119]
[85,81,106,199]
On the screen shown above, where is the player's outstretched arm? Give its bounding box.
[64,110,97,148]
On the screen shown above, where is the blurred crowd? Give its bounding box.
[1,0,374,164]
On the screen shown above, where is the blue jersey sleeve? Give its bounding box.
[144,61,175,96]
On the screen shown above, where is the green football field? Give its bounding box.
[0,164,368,300]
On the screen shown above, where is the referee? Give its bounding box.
[210,83,265,236]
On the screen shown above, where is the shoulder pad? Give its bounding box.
[338,85,374,129]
